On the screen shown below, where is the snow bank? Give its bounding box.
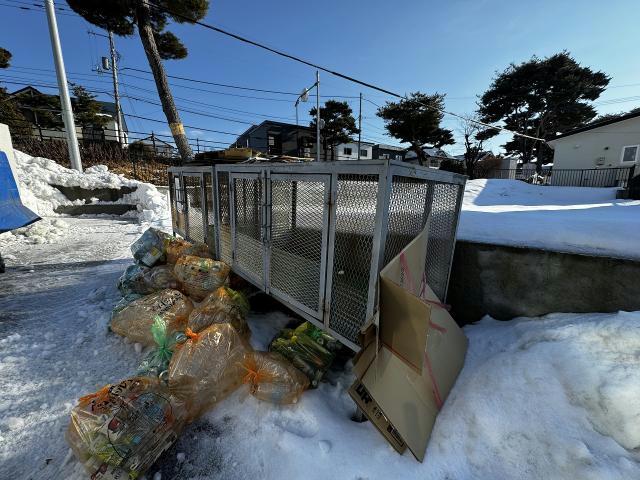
[459,179,640,259]
[11,150,169,222]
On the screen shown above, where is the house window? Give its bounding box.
[360,149,367,157]
[621,145,639,163]
[343,147,352,155]
[381,153,390,160]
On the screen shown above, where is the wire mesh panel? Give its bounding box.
[217,171,232,264]
[328,174,380,343]
[232,174,264,286]
[204,171,214,247]
[425,182,463,301]
[184,175,205,243]
[382,176,432,268]
[269,175,329,318]
[171,173,187,237]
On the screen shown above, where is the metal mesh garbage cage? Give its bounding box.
[169,161,466,350]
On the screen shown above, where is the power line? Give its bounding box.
[149,1,545,143]
[121,66,360,99]
[0,1,76,17]
[123,113,244,137]
[4,68,301,121]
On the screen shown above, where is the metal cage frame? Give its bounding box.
[168,160,466,350]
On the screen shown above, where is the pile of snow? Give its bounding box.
[459,179,640,259]
[1,218,69,245]
[12,150,169,222]
[1,217,640,479]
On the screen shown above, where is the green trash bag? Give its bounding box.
[137,316,186,378]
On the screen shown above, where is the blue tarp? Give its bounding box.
[0,150,40,233]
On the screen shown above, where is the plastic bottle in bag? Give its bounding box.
[66,377,186,479]
[173,255,231,301]
[241,351,310,404]
[110,289,193,346]
[187,286,250,336]
[117,265,180,297]
[168,323,250,421]
[137,316,185,378]
[165,237,212,265]
[131,228,170,267]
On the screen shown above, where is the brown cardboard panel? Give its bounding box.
[348,379,407,455]
[379,276,430,372]
[360,346,440,462]
[350,217,468,463]
[379,223,431,372]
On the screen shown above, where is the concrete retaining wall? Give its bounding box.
[447,240,640,325]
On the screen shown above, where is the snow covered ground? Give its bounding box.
[1,219,640,479]
[459,179,640,260]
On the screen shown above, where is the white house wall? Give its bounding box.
[335,142,372,160]
[550,116,640,171]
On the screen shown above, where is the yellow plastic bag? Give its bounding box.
[173,255,231,301]
[66,377,186,479]
[241,351,310,405]
[168,323,250,421]
[110,289,193,346]
[187,287,250,337]
[165,238,212,265]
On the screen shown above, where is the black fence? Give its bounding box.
[478,166,636,188]
[9,129,224,185]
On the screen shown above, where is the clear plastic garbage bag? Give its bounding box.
[173,255,230,301]
[66,376,186,480]
[110,289,193,346]
[241,351,309,405]
[168,323,250,421]
[187,287,250,337]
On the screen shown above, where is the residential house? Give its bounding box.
[233,120,316,157]
[372,144,405,161]
[10,86,128,145]
[405,146,451,167]
[335,140,374,160]
[547,111,640,186]
[129,134,175,158]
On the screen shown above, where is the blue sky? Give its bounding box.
[1,0,639,155]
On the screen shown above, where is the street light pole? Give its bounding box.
[357,92,362,160]
[44,0,82,171]
[316,70,321,162]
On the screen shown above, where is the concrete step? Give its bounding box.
[52,184,136,202]
[54,204,137,216]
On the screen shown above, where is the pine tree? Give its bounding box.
[309,100,359,160]
[71,84,108,129]
[66,0,210,161]
[0,47,33,136]
[376,92,454,166]
[478,52,609,167]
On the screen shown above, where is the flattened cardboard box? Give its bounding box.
[349,223,468,462]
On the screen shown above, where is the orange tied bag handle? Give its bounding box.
[78,384,110,407]
[185,327,199,342]
[240,354,274,386]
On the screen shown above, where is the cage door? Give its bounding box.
[267,174,330,320]
[183,173,206,243]
[230,172,266,288]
